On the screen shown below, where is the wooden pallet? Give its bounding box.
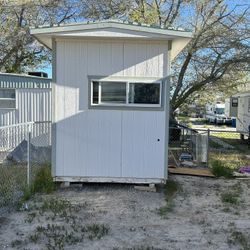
[168,167,215,177]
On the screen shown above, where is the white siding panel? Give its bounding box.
[85,111,122,177]
[135,43,147,77]
[121,111,165,178]
[87,42,100,75]
[0,89,51,127]
[99,42,112,75]
[146,43,160,77]
[111,42,124,76]
[158,44,168,77]
[55,39,169,181]
[123,43,137,76]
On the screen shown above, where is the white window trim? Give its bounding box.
[0,89,16,109]
[91,79,162,108]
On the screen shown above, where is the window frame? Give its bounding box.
[0,88,16,110]
[90,79,162,108]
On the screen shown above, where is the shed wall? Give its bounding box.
[55,39,169,180]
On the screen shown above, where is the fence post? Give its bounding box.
[27,127,31,187]
[207,129,210,167]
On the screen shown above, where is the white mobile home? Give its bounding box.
[0,73,51,126]
[226,92,250,137]
[31,20,192,184]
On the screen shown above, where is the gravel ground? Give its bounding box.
[0,175,250,250]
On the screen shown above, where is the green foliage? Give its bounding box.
[32,165,55,194]
[86,224,110,240]
[0,165,27,207]
[221,192,239,205]
[211,160,233,178]
[158,179,180,217]
[228,231,250,250]
[165,179,180,200]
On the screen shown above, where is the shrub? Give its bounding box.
[211,160,233,178]
[32,164,55,194]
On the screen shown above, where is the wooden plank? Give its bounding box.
[54,176,166,184]
[168,167,215,177]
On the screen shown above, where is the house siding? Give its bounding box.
[55,39,169,180]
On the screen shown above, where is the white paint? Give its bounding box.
[0,89,51,126]
[54,39,169,182]
[236,93,250,134]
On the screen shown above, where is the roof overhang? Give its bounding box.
[31,21,193,61]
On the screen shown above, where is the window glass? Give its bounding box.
[101,82,126,104]
[215,108,225,114]
[129,83,160,104]
[232,98,238,107]
[0,89,15,99]
[92,81,99,104]
[0,99,16,109]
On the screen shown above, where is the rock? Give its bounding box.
[4,139,51,165]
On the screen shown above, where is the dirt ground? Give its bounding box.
[0,175,250,250]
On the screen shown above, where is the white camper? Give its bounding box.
[226,92,250,137]
[205,102,232,124]
[31,20,192,184]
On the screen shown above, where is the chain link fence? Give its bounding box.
[169,125,209,168]
[0,122,51,214]
[169,124,249,169]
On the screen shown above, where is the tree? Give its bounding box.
[123,0,250,116]
[170,0,250,113]
[0,0,81,73]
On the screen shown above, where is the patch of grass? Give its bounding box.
[228,231,250,250]
[11,239,24,248]
[32,164,55,194]
[158,179,180,217]
[14,197,107,249]
[0,164,27,207]
[209,140,222,149]
[221,192,239,205]
[86,224,110,240]
[220,183,242,209]
[211,160,233,178]
[41,198,71,216]
[210,152,249,171]
[165,179,180,200]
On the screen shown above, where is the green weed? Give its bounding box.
[158,179,180,217]
[211,160,233,178]
[221,192,239,205]
[32,164,55,194]
[86,224,110,240]
[228,231,250,250]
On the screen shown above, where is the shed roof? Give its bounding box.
[30,20,193,60]
[0,73,51,89]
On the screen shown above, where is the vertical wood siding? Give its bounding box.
[55,39,169,179]
[0,89,51,126]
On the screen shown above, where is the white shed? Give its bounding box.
[31,20,192,184]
